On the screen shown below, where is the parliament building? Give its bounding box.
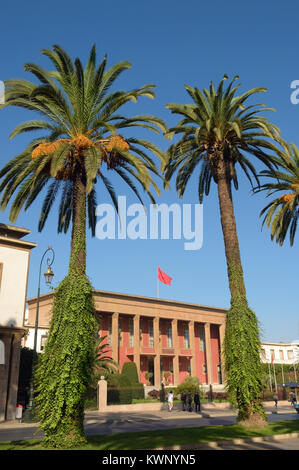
[26,290,227,388]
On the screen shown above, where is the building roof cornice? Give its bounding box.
[27,289,228,314]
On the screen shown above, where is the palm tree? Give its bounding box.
[0,45,167,447]
[257,143,299,246]
[164,75,285,425]
[94,335,119,375]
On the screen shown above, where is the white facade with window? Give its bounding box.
[260,341,299,365]
[22,307,49,353]
[0,224,36,421]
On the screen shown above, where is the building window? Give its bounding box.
[270,349,275,361]
[279,350,284,360]
[108,316,112,346]
[217,364,222,384]
[40,334,49,351]
[261,348,266,360]
[203,364,207,374]
[184,325,190,349]
[149,320,154,347]
[288,350,294,360]
[199,325,205,351]
[118,318,122,346]
[129,318,134,347]
[167,323,173,348]
[140,318,143,344]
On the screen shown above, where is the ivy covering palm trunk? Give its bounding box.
[164,75,285,425]
[0,45,167,447]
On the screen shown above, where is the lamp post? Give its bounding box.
[24,247,55,421]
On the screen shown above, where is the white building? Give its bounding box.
[23,307,49,353]
[261,341,299,366]
[0,224,36,421]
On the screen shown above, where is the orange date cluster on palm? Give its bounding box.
[100,135,130,169]
[31,134,130,178]
[280,193,295,203]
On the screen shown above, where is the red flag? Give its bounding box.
[158,267,172,286]
[271,352,274,369]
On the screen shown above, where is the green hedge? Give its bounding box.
[121,362,145,400]
[107,374,133,405]
[121,362,139,382]
[130,382,145,400]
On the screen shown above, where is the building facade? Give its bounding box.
[0,224,36,421]
[261,341,299,366]
[26,290,227,388]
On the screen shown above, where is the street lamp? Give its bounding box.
[24,247,55,421]
[32,247,55,354]
[44,266,54,285]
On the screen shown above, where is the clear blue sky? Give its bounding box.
[0,0,298,343]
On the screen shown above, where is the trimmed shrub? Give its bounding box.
[107,374,132,405]
[121,361,145,400]
[121,362,139,383]
[204,392,228,402]
[130,382,145,400]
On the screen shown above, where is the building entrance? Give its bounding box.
[148,357,154,385]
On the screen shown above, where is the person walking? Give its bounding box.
[167,390,174,412]
[194,392,201,413]
[290,391,297,407]
[181,392,187,411]
[187,393,192,412]
[273,392,278,409]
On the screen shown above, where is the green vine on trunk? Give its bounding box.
[35,195,96,448]
[223,260,266,425]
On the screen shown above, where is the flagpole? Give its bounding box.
[268,362,272,392]
[273,362,278,393]
[281,364,285,385]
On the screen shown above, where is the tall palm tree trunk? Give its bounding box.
[216,172,246,302]
[70,175,87,274]
[216,162,266,426]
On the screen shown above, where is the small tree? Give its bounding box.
[163,371,172,385]
[145,372,153,385]
[176,376,204,397]
[94,335,119,377]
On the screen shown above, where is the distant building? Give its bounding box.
[25,290,226,388]
[0,224,36,421]
[23,307,49,354]
[260,341,299,366]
